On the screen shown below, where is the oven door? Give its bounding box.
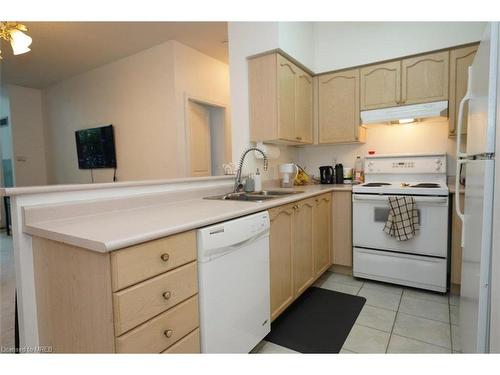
[352,194,449,257]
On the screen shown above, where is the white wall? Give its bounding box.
[172,41,231,176]
[228,22,298,180]
[279,22,315,69]
[7,85,48,186]
[297,120,459,177]
[313,22,487,73]
[43,40,230,184]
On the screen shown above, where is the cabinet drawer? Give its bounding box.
[111,230,197,291]
[115,295,199,353]
[113,261,198,336]
[162,328,200,354]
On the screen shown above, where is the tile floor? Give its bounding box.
[0,235,462,355]
[0,231,15,352]
[253,271,461,354]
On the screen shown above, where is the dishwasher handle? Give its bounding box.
[198,229,269,263]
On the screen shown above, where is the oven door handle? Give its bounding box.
[352,195,448,204]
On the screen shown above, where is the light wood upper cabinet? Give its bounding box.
[332,191,352,267]
[449,45,478,136]
[277,54,297,141]
[269,204,295,321]
[313,194,332,277]
[360,61,401,110]
[401,51,449,105]
[293,198,315,297]
[249,53,313,144]
[318,69,365,144]
[295,66,314,143]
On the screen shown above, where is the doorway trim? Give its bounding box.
[183,93,229,177]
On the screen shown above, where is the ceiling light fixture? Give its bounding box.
[0,22,32,59]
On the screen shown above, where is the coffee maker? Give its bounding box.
[319,166,334,184]
[279,163,298,188]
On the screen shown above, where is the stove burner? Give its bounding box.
[410,183,441,188]
[362,182,392,187]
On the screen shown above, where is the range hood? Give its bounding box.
[360,100,448,124]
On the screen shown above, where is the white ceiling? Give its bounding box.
[0,22,228,89]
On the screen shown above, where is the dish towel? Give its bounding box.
[383,196,419,241]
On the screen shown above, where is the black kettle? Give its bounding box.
[319,166,334,184]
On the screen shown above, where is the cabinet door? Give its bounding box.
[269,204,295,321]
[318,69,361,144]
[293,198,314,297]
[313,194,332,277]
[295,67,313,143]
[360,61,401,110]
[332,191,352,267]
[401,51,449,105]
[277,54,297,141]
[449,45,478,136]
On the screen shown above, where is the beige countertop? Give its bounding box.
[23,184,352,253]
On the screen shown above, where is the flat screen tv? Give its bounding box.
[75,125,117,169]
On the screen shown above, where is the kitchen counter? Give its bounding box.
[23,183,352,253]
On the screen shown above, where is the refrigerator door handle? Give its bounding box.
[455,68,472,246]
[456,66,472,160]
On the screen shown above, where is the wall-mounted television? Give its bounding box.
[75,125,117,169]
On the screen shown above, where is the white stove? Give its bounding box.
[352,154,449,292]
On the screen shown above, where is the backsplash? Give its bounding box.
[296,119,463,179]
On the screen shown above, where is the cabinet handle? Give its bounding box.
[296,136,302,140]
[162,291,171,300]
[160,253,170,262]
[164,329,173,338]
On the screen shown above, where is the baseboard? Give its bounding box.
[328,264,352,276]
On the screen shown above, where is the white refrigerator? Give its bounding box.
[455,22,499,353]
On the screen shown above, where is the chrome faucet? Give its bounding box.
[234,146,268,193]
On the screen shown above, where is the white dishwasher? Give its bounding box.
[197,211,270,353]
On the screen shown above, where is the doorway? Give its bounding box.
[186,98,230,177]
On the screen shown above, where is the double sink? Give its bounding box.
[205,190,304,203]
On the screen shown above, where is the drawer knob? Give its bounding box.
[164,329,173,338]
[162,291,172,300]
[160,253,170,262]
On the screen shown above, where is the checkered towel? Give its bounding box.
[383,196,419,241]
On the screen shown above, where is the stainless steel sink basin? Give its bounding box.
[204,190,304,203]
[248,190,304,196]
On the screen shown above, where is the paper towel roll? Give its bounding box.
[254,142,281,160]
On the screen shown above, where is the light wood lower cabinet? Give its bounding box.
[293,198,315,296]
[269,203,295,321]
[331,191,353,267]
[269,193,332,321]
[313,194,332,277]
[32,231,200,353]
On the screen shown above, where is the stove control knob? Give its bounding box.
[435,159,443,171]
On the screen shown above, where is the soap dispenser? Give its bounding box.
[254,168,262,192]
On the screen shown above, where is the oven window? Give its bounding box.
[374,207,421,223]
